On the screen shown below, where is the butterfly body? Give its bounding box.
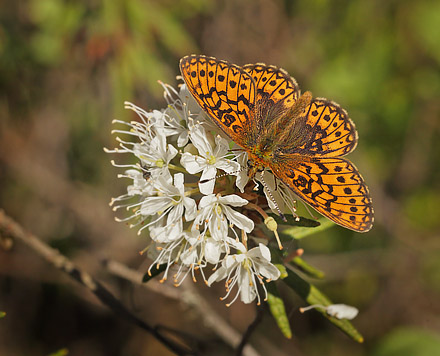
[180,55,374,232]
[242,90,314,177]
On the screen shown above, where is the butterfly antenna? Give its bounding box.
[259,172,287,223]
[199,167,246,184]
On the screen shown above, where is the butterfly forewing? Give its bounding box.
[180,55,255,146]
[271,157,374,232]
[243,64,300,108]
[291,99,358,157]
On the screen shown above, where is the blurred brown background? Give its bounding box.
[1,0,440,355]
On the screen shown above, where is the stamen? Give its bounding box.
[299,304,326,313]
[264,216,283,250]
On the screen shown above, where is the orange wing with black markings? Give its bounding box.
[271,157,374,232]
[243,63,300,108]
[180,55,255,146]
[179,55,373,233]
[291,99,358,157]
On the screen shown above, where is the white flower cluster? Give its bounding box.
[107,83,283,305]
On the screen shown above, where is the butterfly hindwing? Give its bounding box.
[292,99,358,157]
[180,55,255,146]
[271,157,374,232]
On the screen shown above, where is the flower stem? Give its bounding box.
[168,164,189,174]
[185,187,200,197]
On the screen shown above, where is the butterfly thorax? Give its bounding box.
[246,145,274,179]
[247,145,306,181]
[245,91,314,179]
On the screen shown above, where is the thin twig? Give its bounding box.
[103,258,263,356]
[235,303,265,356]
[0,210,195,356]
[103,258,180,300]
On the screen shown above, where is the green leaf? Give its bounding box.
[283,218,335,239]
[267,283,292,339]
[290,257,325,279]
[372,327,440,356]
[0,311,5,318]
[47,348,69,356]
[268,213,320,227]
[142,264,168,283]
[283,269,364,343]
[274,264,289,279]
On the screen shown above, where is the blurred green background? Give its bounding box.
[1,0,440,355]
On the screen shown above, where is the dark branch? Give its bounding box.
[235,303,265,356]
[0,209,196,356]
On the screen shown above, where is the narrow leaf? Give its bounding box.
[267,283,292,339]
[283,218,335,239]
[290,257,325,279]
[268,213,320,227]
[283,269,364,343]
[47,349,69,356]
[142,264,168,283]
[274,264,289,279]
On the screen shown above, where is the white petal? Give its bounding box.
[199,166,217,195]
[155,133,167,156]
[190,125,211,155]
[213,136,230,158]
[225,254,244,268]
[204,239,222,264]
[173,173,185,194]
[235,171,249,193]
[226,239,247,253]
[215,159,240,174]
[239,269,256,304]
[208,213,229,241]
[193,208,207,227]
[255,263,281,280]
[180,247,198,265]
[154,174,178,195]
[165,143,178,163]
[207,266,228,286]
[140,196,170,216]
[326,304,359,320]
[247,244,270,261]
[234,153,249,193]
[125,169,143,178]
[183,197,197,221]
[152,109,166,121]
[150,221,182,243]
[223,206,254,233]
[159,169,173,186]
[219,194,249,207]
[258,243,271,261]
[177,131,189,147]
[183,230,200,245]
[167,203,183,225]
[198,194,216,209]
[180,152,205,174]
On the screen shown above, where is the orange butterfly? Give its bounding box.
[180,55,374,232]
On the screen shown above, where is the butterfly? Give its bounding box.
[180,55,374,232]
